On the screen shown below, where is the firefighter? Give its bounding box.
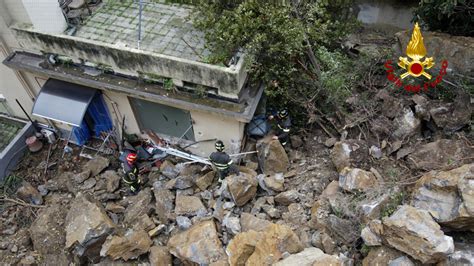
[209,140,233,182]
[122,152,141,193]
[269,109,292,146]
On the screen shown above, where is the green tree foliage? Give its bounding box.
[414,0,473,36]
[193,0,357,124]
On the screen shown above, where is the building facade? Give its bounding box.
[0,0,263,156]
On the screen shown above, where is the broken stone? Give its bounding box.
[16,181,43,205]
[330,140,368,172]
[29,204,67,255]
[369,145,382,159]
[324,138,337,148]
[246,223,304,265]
[412,164,474,231]
[132,214,155,232]
[429,92,471,132]
[168,220,226,265]
[362,246,404,266]
[78,178,96,190]
[226,230,261,266]
[439,242,474,266]
[359,187,401,223]
[327,215,359,245]
[263,173,285,192]
[105,202,125,213]
[223,215,241,235]
[407,139,473,171]
[361,225,381,246]
[196,171,215,191]
[65,193,115,261]
[223,201,235,210]
[37,185,48,196]
[290,135,304,148]
[274,247,342,266]
[257,139,289,175]
[165,175,194,190]
[84,156,109,176]
[175,195,206,216]
[149,245,172,266]
[73,170,91,184]
[240,212,272,232]
[338,167,378,192]
[100,230,152,261]
[153,182,175,223]
[227,171,258,207]
[391,108,420,141]
[102,170,121,193]
[262,205,281,219]
[148,224,166,238]
[388,256,415,266]
[124,188,152,225]
[382,205,454,263]
[176,216,192,230]
[275,190,299,205]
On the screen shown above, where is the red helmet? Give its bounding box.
[126,153,137,164]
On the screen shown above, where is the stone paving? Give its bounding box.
[75,1,210,62]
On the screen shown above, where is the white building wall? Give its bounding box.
[21,0,67,34]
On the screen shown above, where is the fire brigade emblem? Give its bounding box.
[398,23,434,80]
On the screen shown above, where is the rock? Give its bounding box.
[407,139,473,171]
[324,138,337,148]
[223,215,241,235]
[84,156,109,176]
[320,181,339,201]
[132,214,155,232]
[73,170,91,184]
[227,171,258,207]
[16,181,43,205]
[290,135,304,148]
[44,171,74,192]
[105,202,125,213]
[102,171,121,193]
[29,204,67,255]
[262,205,281,218]
[275,190,299,205]
[439,243,474,266]
[359,187,401,223]
[124,188,152,225]
[263,173,285,192]
[226,230,262,266]
[176,216,192,230]
[361,226,381,246]
[382,205,454,263]
[391,108,420,140]
[78,178,96,190]
[175,195,206,216]
[37,185,48,196]
[338,167,378,192]
[246,223,304,265]
[65,193,115,261]
[223,201,235,210]
[100,230,152,261]
[257,139,289,174]
[161,161,179,179]
[388,256,414,266]
[153,182,175,222]
[149,246,172,266]
[429,92,471,132]
[10,244,17,253]
[369,145,382,159]
[330,140,368,172]
[165,175,194,190]
[240,213,272,232]
[395,30,473,75]
[196,171,215,191]
[19,255,35,265]
[168,220,226,265]
[412,164,474,231]
[362,246,405,266]
[327,215,358,245]
[274,247,342,266]
[148,224,166,238]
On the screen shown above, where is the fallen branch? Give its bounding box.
[0,197,46,208]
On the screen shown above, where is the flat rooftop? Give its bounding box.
[75,1,210,62]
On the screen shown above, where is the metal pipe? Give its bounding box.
[15,99,39,133]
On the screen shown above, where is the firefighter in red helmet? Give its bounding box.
[122,152,141,193]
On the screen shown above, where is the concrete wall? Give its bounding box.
[0,117,35,181]
[12,26,247,99]
[21,0,67,34]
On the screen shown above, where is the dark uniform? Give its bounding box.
[275,115,291,146]
[209,151,233,180]
[122,162,140,193]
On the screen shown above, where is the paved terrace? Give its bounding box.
[75,1,210,62]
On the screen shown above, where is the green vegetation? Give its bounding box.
[414,0,473,36]
[380,191,405,218]
[1,175,22,196]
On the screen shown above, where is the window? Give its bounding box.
[129,98,195,141]
[0,95,12,115]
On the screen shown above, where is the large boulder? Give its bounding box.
[246,223,304,265]
[429,92,472,132]
[362,246,405,266]
[382,205,454,264]
[123,188,153,225]
[439,243,474,266]
[274,247,342,266]
[65,193,115,262]
[226,230,262,266]
[100,230,152,261]
[257,139,289,174]
[175,195,207,216]
[149,246,172,266]
[391,108,421,141]
[29,204,67,255]
[412,164,474,231]
[84,156,110,176]
[330,140,369,172]
[227,171,258,207]
[240,213,272,232]
[102,171,121,193]
[167,220,226,264]
[395,30,474,75]
[153,181,175,223]
[407,139,473,171]
[338,167,378,192]
[195,171,215,191]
